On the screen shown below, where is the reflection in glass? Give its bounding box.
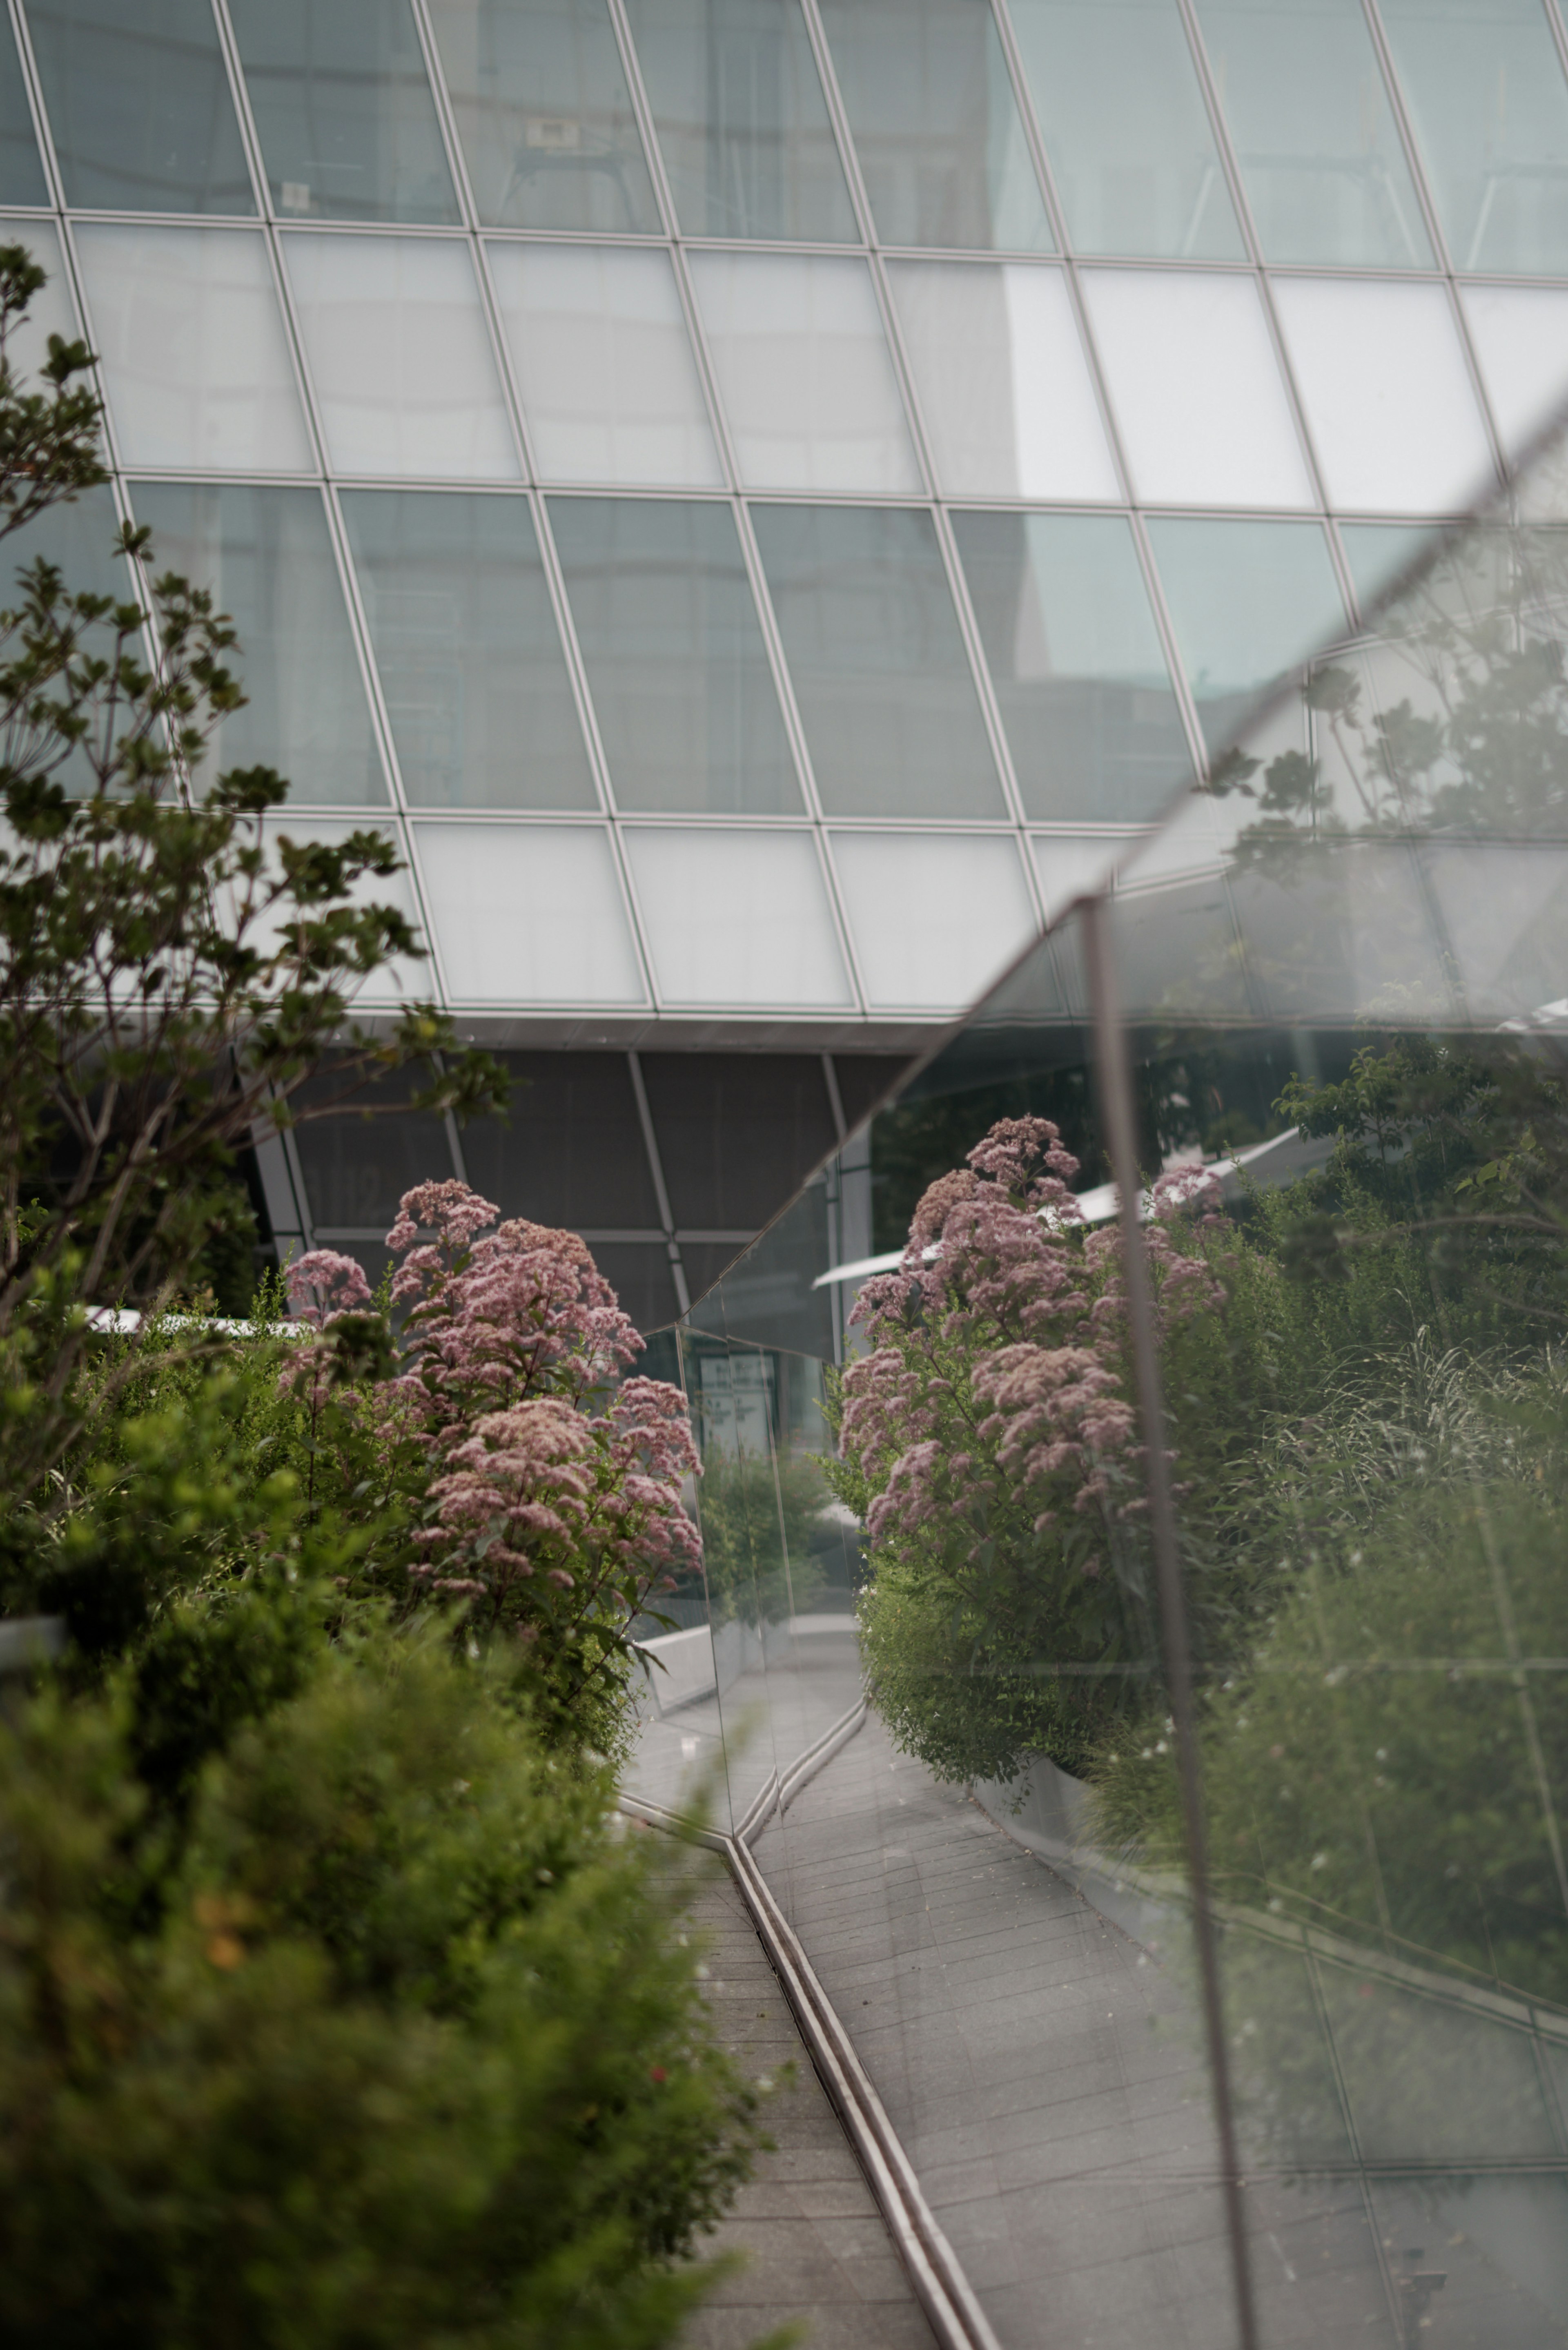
[1193,0,1433,266]
[1081,268,1313,509]
[688,250,920,493]
[414,820,646,1002]
[341,489,595,810]
[953,511,1190,821]
[1146,515,1347,751]
[887,259,1118,501]
[74,225,314,474]
[623,0,856,240]
[816,0,1053,250]
[751,502,1004,817]
[226,0,459,223]
[283,232,520,478]
[549,495,800,815]
[1009,0,1244,258]
[1338,519,1442,616]
[831,829,1036,1008]
[1379,0,1568,274]
[132,482,387,806]
[0,12,45,205]
[487,241,722,486]
[426,0,661,231]
[621,826,853,1006]
[24,0,254,212]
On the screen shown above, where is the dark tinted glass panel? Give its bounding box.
[0,12,45,203]
[624,0,857,240]
[131,482,387,806]
[954,509,1191,822]
[591,1240,679,1330]
[291,1063,456,1232]
[26,0,254,212]
[641,1052,835,1229]
[548,495,800,815]
[817,0,1052,248]
[750,502,1004,818]
[227,0,460,223]
[427,0,661,231]
[832,1053,911,1130]
[459,1052,663,1228]
[342,489,595,812]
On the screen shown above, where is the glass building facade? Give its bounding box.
[9,0,1568,1289]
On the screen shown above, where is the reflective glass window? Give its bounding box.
[621,826,851,1006]
[1462,280,1568,461]
[258,820,426,1001]
[1379,0,1568,273]
[488,241,721,486]
[1146,515,1348,751]
[4,484,132,795]
[342,489,596,811]
[1194,0,1432,267]
[641,1054,837,1231]
[1082,268,1313,508]
[887,259,1118,499]
[1009,0,1244,258]
[816,0,1053,250]
[0,12,45,204]
[623,0,855,239]
[953,510,1191,821]
[414,820,646,1001]
[227,0,459,224]
[831,830,1035,1008]
[461,1052,663,1227]
[1029,829,1126,920]
[750,502,1005,818]
[133,484,386,807]
[7,222,79,387]
[688,251,920,492]
[548,495,799,815]
[426,0,660,231]
[24,0,254,212]
[283,233,520,478]
[1339,519,1443,615]
[291,1056,456,1231]
[75,225,313,473]
[1272,276,1494,515]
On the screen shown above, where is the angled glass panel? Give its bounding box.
[461,1051,664,1227]
[1082,268,1313,509]
[1339,518,1444,615]
[1461,281,1568,465]
[341,488,595,811]
[751,501,1005,818]
[1379,0,1568,273]
[256,818,425,1003]
[1010,0,1245,259]
[413,820,646,1001]
[622,825,852,1006]
[283,232,519,478]
[623,0,856,241]
[548,494,800,815]
[1193,0,1434,267]
[954,510,1192,821]
[487,241,722,487]
[5,221,78,385]
[226,0,459,224]
[426,0,661,231]
[688,250,920,493]
[641,1055,837,1230]
[290,1053,455,1232]
[74,225,313,473]
[134,483,386,808]
[4,482,133,796]
[1147,514,1348,752]
[1272,275,1494,515]
[887,259,1118,500]
[0,11,45,204]
[816,0,1053,251]
[831,829,1036,1009]
[24,0,254,212]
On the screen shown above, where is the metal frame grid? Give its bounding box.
[0,0,1559,1032]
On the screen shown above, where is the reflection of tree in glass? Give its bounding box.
[687,1448,828,1629]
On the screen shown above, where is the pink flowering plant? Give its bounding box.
[280,1182,702,1757]
[824,1117,1225,1787]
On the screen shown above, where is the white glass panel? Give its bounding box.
[1082,268,1312,508]
[831,830,1035,1010]
[1461,282,1568,463]
[687,251,920,493]
[1030,832,1134,923]
[1272,276,1494,515]
[487,242,720,486]
[888,260,1118,500]
[74,225,312,473]
[283,233,519,479]
[414,822,645,1001]
[257,817,425,1003]
[622,826,851,1006]
[11,221,79,388]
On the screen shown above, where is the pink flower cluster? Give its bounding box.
[283,1248,372,1329]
